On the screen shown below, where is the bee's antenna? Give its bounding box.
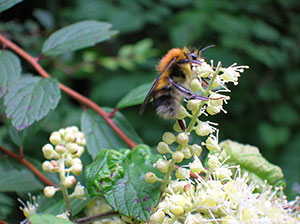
[198,36,215,56]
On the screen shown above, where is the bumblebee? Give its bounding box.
[139,46,213,121]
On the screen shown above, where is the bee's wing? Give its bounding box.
[138,73,163,115]
[139,56,177,116]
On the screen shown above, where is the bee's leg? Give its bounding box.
[168,78,208,101]
[178,119,186,131]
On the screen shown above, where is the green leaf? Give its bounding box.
[117,82,153,109]
[42,20,117,56]
[81,109,143,159]
[0,50,21,98]
[29,214,73,224]
[85,145,162,222]
[42,195,94,216]
[8,112,51,146]
[0,158,43,192]
[0,0,23,13]
[4,76,61,130]
[219,140,285,189]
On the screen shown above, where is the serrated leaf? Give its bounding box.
[0,50,21,98]
[4,76,61,130]
[8,112,52,146]
[0,0,23,13]
[29,214,73,224]
[0,158,43,192]
[85,145,162,222]
[81,109,143,159]
[117,82,153,109]
[42,20,117,56]
[219,140,285,188]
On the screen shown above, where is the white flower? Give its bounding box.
[18,194,39,218]
[221,63,249,85]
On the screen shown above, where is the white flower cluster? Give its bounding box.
[42,126,86,199]
[149,155,300,224]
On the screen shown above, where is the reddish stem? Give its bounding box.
[0,145,56,187]
[0,34,137,149]
[0,220,8,224]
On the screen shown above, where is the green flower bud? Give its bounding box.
[63,176,76,188]
[145,172,158,184]
[173,120,186,132]
[170,205,184,215]
[42,144,55,159]
[49,132,62,146]
[157,142,171,154]
[190,78,202,91]
[187,99,201,113]
[44,186,57,198]
[172,151,184,163]
[162,132,176,145]
[149,210,165,224]
[71,163,83,176]
[176,132,189,146]
[55,144,66,154]
[155,159,169,173]
[177,105,189,119]
[64,133,76,143]
[191,144,202,156]
[66,143,79,154]
[65,154,73,167]
[182,147,192,159]
[42,161,52,172]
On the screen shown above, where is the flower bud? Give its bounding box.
[182,147,192,159]
[189,156,204,174]
[172,151,184,163]
[44,186,57,198]
[187,99,202,113]
[64,133,76,143]
[191,144,202,156]
[55,144,66,154]
[157,142,171,154]
[170,205,184,215]
[65,154,73,167]
[155,159,169,173]
[49,131,62,145]
[145,172,158,184]
[71,163,83,176]
[50,160,59,172]
[42,161,52,172]
[72,146,84,158]
[63,176,76,188]
[162,132,176,145]
[206,105,221,115]
[190,78,202,91]
[66,143,79,154]
[173,120,186,132]
[176,132,189,146]
[175,168,190,180]
[149,210,165,224]
[42,144,55,159]
[177,105,189,119]
[72,158,82,166]
[58,128,66,138]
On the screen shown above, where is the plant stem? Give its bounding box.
[58,156,72,219]
[0,145,56,187]
[74,211,118,224]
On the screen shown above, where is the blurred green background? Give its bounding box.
[0,0,299,214]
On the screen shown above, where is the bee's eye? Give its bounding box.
[190,53,197,60]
